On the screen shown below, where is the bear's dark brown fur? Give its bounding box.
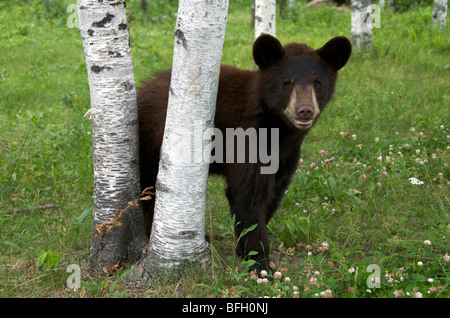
[137,34,351,270]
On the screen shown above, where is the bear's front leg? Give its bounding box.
[225,167,276,271]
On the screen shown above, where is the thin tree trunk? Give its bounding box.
[389,0,396,12]
[252,0,256,28]
[77,0,147,273]
[255,0,276,38]
[351,0,373,50]
[141,0,148,12]
[133,0,229,283]
[431,0,448,29]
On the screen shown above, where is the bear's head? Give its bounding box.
[253,34,351,132]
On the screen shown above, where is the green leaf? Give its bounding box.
[328,176,336,191]
[367,182,376,194]
[38,251,48,263]
[117,267,136,280]
[74,206,93,224]
[3,241,23,251]
[237,223,258,243]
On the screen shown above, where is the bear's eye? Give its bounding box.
[313,80,321,89]
[283,80,292,89]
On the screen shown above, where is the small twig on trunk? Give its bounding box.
[10,204,60,213]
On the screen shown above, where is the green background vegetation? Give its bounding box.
[0,0,448,298]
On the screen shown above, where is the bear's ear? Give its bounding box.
[253,34,285,69]
[316,36,352,72]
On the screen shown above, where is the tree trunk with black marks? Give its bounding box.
[255,0,276,39]
[76,0,147,274]
[131,0,229,284]
[431,0,448,30]
[351,0,373,50]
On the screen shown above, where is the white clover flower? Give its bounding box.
[417,261,424,266]
[409,177,424,185]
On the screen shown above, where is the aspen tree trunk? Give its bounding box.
[77,0,147,273]
[431,0,448,29]
[255,0,276,38]
[134,0,229,283]
[252,0,256,28]
[389,0,396,12]
[351,0,373,50]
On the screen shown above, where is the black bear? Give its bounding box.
[137,34,351,270]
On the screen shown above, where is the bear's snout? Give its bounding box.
[294,105,315,126]
[296,105,314,120]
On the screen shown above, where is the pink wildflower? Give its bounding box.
[318,241,329,252]
[321,289,333,298]
[310,277,318,286]
[257,278,268,285]
[274,271,282,279]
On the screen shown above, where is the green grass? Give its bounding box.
[0,0,448,298]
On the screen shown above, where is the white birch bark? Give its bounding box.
[255,0,276,39]
[431,0,448,29]
[77,0,147,272]
[351,0,373,50]
[139,0,229,279]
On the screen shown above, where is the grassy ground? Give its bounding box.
[0,0,448,298]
